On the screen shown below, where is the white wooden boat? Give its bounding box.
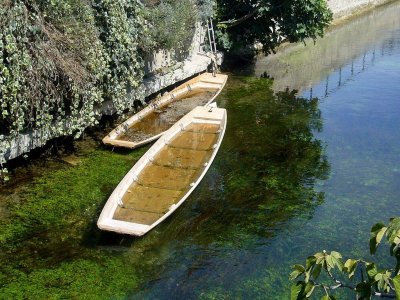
[102,72,228,149]
[97,105,227,236]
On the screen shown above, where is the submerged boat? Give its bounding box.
[97,105,227,236]
[102,72,228,149]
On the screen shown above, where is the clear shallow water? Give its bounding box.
[1,2,400,299]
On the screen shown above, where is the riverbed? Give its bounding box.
[1,1,400,299]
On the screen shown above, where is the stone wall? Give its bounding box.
[327,0,394,19]
[1,22,218,162]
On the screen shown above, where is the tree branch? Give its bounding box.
[218,9,258,28]
[314,270,397,298]
[312,280,396,298]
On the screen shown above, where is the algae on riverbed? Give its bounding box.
[0,76,329,299]
[0,143,148,299]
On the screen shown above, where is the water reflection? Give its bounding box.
[307,34,400,101]
[218,77,329,233]
[253,1,400,94]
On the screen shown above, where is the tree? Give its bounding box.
[290,217,400,299]
[215,0,333,53]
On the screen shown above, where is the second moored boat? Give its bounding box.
[103,72,228,149]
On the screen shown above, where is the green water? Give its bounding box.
[1,2,400,299]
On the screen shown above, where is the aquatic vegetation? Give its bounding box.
[2,55,399,297]
[0,75,329,298]
[0,142,148,297]
[0,257,140,300]
[0,147,146,249]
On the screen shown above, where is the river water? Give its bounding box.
[1,1,400,299]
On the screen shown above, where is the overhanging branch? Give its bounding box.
[218,9,258,28]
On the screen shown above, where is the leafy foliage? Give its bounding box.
[141,0,197,53]
[0,0,214,171]
[215,0,333,53]
[93,0,144,112]
[0,0,144,164]
[290,217,400,299]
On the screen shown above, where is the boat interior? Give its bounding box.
[113,121,221,226]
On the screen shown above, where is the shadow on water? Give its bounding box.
[128,76,330,298]
[0,75,329,299]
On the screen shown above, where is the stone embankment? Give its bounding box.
[327,0,395,19]
[1,23,219,162]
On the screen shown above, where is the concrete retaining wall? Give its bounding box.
[327,0,394,18]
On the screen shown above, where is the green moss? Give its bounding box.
[0,147,146,249]
[0,258,139,300]
[0,144,148,298]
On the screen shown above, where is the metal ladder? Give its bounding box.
[206,18,218,76]
[207,18,217,55]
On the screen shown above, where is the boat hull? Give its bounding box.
[97,105,227,236]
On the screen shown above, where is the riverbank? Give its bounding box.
[0,1,215,164]
[328,0,398,21]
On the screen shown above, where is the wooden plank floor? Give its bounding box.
[113,123,219,225]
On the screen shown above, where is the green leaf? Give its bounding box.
[387,218,400,244]
[376,274,384,291]
[291,282,315,299]
[304,270,311,283]
[305,282,315,297]
[290,264,306,280]
[331,251,342,260]
[330,252,344,271]
[374,271,391,292]
[312,263,322,279]
[377,227,387,244]
[366,263,378,279]
[392,275,400,300]
[344,259,359,279]
[325,254,334,270]
[370,223,387,255]
[306,256,317,270]
[291,281,306,300]
[314,252,325,265]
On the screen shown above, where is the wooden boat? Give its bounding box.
[102,72,228,149]
[97,105,227,236]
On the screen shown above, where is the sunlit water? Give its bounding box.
[1,1,400,299]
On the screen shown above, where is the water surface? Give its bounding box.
[1,1,400,299]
